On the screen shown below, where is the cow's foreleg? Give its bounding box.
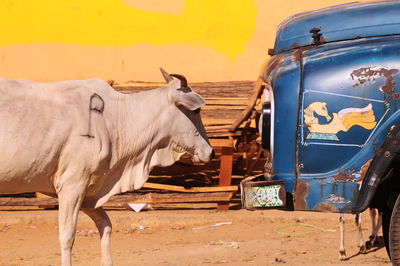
[339,213,346,260]
[355,213,366,253]
[83,207,113,266]
[57,180,87,266]
[366,208,382,249]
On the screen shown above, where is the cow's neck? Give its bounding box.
[87,87,180,208]
[110,88,170,166]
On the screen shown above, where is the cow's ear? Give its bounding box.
[170,90,205,111]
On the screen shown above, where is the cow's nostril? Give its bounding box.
[211,150,216,159]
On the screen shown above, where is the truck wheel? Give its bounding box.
[388,194,400,264]
[382,206,391,258]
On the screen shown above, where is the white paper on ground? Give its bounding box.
[128,203,147,212]
[192,222,233,230]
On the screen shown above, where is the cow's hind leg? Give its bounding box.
[57,175,88,266]
[82,207,113,266]
[355,213,366,253]
[339,213,346,260]
[366,208,382,249]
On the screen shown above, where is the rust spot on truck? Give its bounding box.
[376,148,384,156]
[360,159,373,181]
[291,43,300,49]
[350,67,399,94]
[294,180,309,210]
[392,93,400,100]
[315,202,338,212]
[319,35,326,44]
[292,49,303,62]
[332,172,353,182]
[392,139,400,146]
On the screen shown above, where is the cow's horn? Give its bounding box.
[160,67,173,83]
[170,74,188,87]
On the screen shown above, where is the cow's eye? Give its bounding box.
[194,108,201,114]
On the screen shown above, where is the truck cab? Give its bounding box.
[242,1,400,262]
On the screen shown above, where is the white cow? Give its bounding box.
[0,68,213,266]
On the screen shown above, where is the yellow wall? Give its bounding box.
[0,0,367,82]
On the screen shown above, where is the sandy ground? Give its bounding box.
[0,206,391,266]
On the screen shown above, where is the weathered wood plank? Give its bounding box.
[206,97,249,101]
[202,118,235,126]
[207,133,237,138]
[143,183,238,192]
[202,105,245,110]
[205,125,229,130]
[0,197,59,206]
[0,192,235,206]
[229,78,264,132]
[218,146,235,210]
[205,99,248,105]
[209,139,234,147]
[106,192,235,205]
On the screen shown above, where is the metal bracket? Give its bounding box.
[310,28,322,46]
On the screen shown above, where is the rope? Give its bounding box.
[274,223,327,237]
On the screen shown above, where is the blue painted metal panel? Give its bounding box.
[295,36,400,213]
[266,55,301,193]
[273,1,400,54]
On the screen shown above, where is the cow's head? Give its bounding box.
[156,68,214,164]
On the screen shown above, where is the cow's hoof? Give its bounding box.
[359,245,367,254]
[339,250,347,261]
[366,240,373,249]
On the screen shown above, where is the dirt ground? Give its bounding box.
[0,206,391,266]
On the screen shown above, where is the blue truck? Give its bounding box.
[241,1,400,262]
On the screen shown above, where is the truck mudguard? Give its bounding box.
[353,125,400,213]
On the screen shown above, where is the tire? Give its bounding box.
[383,206,391,258]
[389,194,400,265]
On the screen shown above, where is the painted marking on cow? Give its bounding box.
[81,93,105,139]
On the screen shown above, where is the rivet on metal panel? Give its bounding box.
[309,28,322,45]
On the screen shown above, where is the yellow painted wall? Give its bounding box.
[0,0,367,82]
